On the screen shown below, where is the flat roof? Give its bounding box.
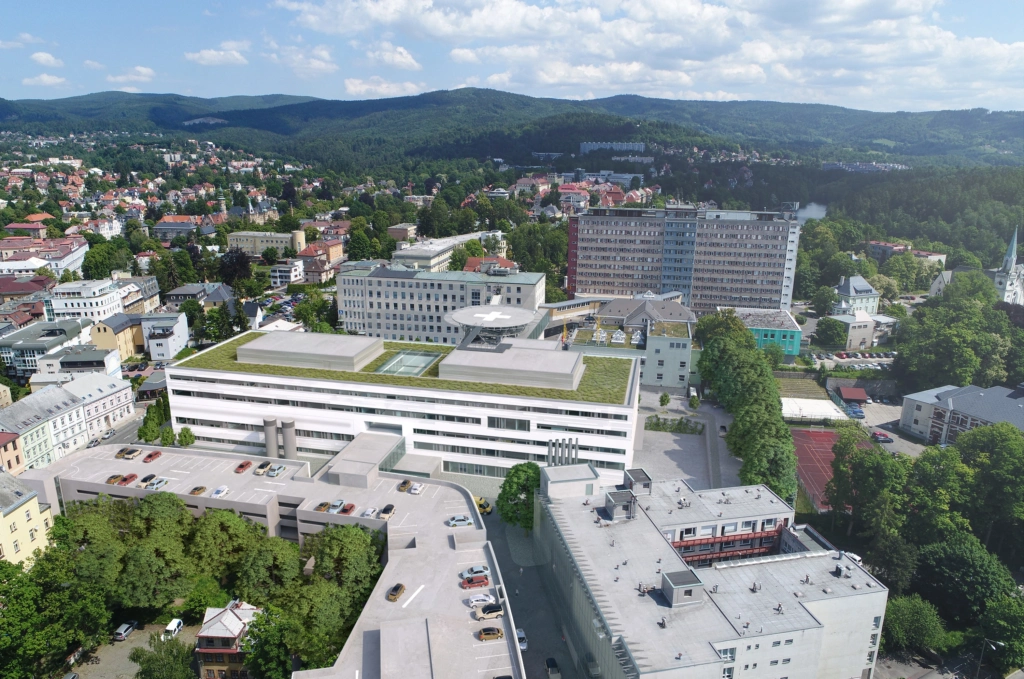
[238,331,382,363]
[449,305,536,330]
[724,307,800,331]
[176,332,634,405]
[642,479,791,528]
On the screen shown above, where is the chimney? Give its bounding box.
[838,276,845,286]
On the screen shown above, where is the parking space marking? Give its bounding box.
[477,667,511,673]
[169,469,191,474]
[474,654,508,659]
[263,481,286,486]
[401,584,425,608]
[432,486,442,498]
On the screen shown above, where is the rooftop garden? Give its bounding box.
[650,321,690,338]
[177,333,633,405]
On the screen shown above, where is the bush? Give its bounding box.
[795,314,807,325]
[160,426,176,447]
[659,392,670,407]
[882,595,948,653]
[645,414,704,434]
[177,426,195,447]
[689,395,700,409]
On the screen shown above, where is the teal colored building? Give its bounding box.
[722,307,803,356]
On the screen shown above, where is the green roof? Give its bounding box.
[651,321,690,338]
[178,333,633,405]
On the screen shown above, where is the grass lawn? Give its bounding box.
[178,333,634,404]
[776,378,828,399]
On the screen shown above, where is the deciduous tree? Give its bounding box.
[496,462,541,533]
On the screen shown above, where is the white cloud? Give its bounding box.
[185,47,249,66]
[344,76,423,97]
[275,0,1024,110]
[266,44,337,78]
[221,40,252,52]
[17,33,43,43]
[22,73,66,86]
[366,41,421,70]
[106,66,155,83]
[30,52,63,67]
[83,60,105,70]
[117,86,141,93]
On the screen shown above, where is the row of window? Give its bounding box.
[413,428,625,455]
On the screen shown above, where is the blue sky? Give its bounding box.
[1,0,1021,111]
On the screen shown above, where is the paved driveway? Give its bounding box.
[860,402,926,457]
[75,623,200,679]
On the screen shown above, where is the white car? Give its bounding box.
[267,464,286,478]
[467,593,496,608]
[162,618,183,640]
[447,515,474,527]
[459,565,491,580]
[211,485,229,499]
[409,482,424,495]
[517,628,528,652]
[865,397,873,404]
[362,507,378,518]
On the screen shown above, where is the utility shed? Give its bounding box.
[838,386,869,403]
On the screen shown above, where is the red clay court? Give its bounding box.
[792,429,839,510]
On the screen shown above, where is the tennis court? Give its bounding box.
[374,350,441,376]
[792,429,839,511]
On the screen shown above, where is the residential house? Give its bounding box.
[92,313,142,361]
[900,383,1024,445]
[828,309,876,350]
[0,473,52,564]
[0,384,10,408]
[269,259,304,288]
[0,236,88,277]
[0,385,87,468]
[0,275,55,303]
[462,256,518,274]
[111,273,160,314]
[196,601,261,679]
[4,222,48,238]
[152,215,199,241]
[165,283,234,311]
[832,275,879,315]
[93,312,188,360]
[62,374,135,441]
[387,223,417,241]
[0,432,24,476]
[32,346,122,391]
[51,279,124,322]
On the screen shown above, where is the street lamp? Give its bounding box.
[975,638,1005,679]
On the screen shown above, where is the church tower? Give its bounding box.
[1002,227,1018,273]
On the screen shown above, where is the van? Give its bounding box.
[113,620,138,641]
[162,618,183,639]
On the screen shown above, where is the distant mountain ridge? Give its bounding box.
[0,88,1019,167]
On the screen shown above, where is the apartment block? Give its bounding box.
[338,263,545,344]
[569,205,800,315]
[227,230,306,258]
[900,383,1024,445]
[51,279,124,322]
[0,432,24,475]
[0,319,94,381]
[0,473,52,565]
[390,231,506,272]
[534,465,887,679]
[0,385,88,469]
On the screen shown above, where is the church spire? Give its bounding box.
[1003,227,1018,273]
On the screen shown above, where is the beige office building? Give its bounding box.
[228,230,306,258]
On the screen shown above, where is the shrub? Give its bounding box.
[659,392,670,407]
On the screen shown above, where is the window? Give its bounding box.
[657,360,664,367]
[682,527,696,537]
[867,651,875,663]
[29,528,36,542]
[719,648,736,661]
[700,525,716,537]
[742,520,755,531]
[783,658,791,664]
[722,669,734,679]
[656,374,663,380]
[24,510,30,521]
[784,639,793,645]
[915,404,922,411]
[487,417,530,432]
[13,540,19,553]
[9,522,15,533]
[772,641,781,647]
[699,544,712,551]
[872,616,881,630]
[870,634,878,646]
[207,672,215,679]
[770,660,779,666]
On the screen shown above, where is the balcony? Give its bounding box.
[671,525,782,550]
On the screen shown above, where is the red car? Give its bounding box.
[340,503,356,515]
[836,352,847,359]
[118,473,138,486]
[461,576,490,589]
[143,451,162,463]
[235,461,252,474]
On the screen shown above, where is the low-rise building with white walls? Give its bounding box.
[534,465,888,679]
[62,373,135,440]
[51,279,124,322]
[0,319,94,382]
[0,385,87,468]
[269,258,304,288]
[390,231,507,272]
[139,312,188,360]
[167,330,640,488]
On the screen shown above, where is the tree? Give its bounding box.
[913,531,1015,625]
[693,309,755,349]
[182,575,230,623]
[953,423,1024,551]
[659,392,670,407]
[189,509,261,581]
[159,426,176,447]
[233,538,301,606]
[824,422,863,531]
[347,230,373,261]
[882,595,947,653]
[866,532,918,596]
[811,286,838,316]
[179,299,204,328]
[814,317,847,346]
[761,343,784,370]
[219,248,252,286]
[138,420,160,443]
[282,246,297,259]
[177,426,195,447]
[464,239,485,258]
[262,247,279,265]
[127,633,197,679]
[689,395,700,409]
[58,268,81,283]
[496,462,541,533]
[449,246,469,272]
[294,291,329,331]
[242,607,294,679]
[867,274,899,301]
[980,595,1024,672]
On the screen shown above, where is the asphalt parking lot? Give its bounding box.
[74,622,200,679]
[853,402,927,457]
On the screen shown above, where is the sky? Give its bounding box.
[0,0,1021,112]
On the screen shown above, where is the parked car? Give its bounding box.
[467,593,496,607]
[138,362,149,371]
[162,619,183,640]
[117,473,138,486]
[460,565,491,580]
[517,628,528,651]
[865,397,873,404]
[398,479,412,492]
[124,448,143,459]
[267,464,286,477]
[340,503,356,515]
[849,411,865,419]
[115,447,130,459]
[546,657,562,678]
[825,353,835,359]
[105,474,123,485]
[314,501,331,512]
[138,473,156,488]
[447,515,474,527]
[362,507,378,518]
[113,620,139,641]
[409,482,424,495]
[211,485,229,499]
[189,486,207,496]
[87,439,100,448]
[718,425,727,437]
[379,504,395,521]
[143,450,162,463]
[146,478,169,490]
[478,627,504,641]
[475,496,493,515]
[476,603,504,620]
[328,500,345,514]
[102,429,116,440]
[386,583,406,602]
[461,575,490,589]
[255,461,273,475]
[235,460,252,473]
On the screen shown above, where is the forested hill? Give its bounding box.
[1,88,1020,168]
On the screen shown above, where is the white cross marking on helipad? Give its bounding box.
[473,310,512,322]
